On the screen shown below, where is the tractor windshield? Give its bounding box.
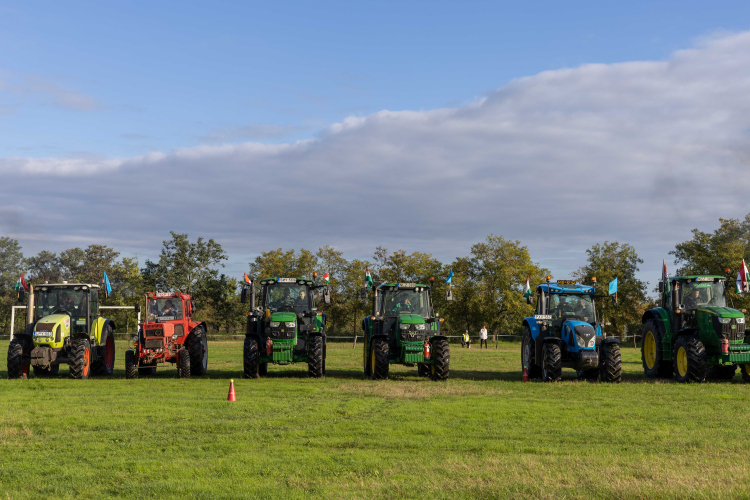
[264,284,311,314]
[35,287,88,318]
[146,298,183,321]
[550,294,595,324]
[381,289,430,317]
[680,281,726,309]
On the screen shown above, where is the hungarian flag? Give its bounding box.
[523,275,531,298]
[244,272,251,284]
[662,260,669,292]
[14,273,29,293]
[736,260,750,293]
[364,267,373,289]
[322,272,330,284]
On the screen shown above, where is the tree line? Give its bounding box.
[2,213,750,337]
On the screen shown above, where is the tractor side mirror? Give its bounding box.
[192,300,197,311]
[240,287,247,303]
[446,289,454,301]
[324,288,331,304]
[17,288,25,303]
[526,295,533,305]
[134,304,141,314]
[658,282,664,293]
[359,287,368,300]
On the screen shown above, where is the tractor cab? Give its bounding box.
[374,283,435,345]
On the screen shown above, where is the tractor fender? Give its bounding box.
[601,337,621,345]
[190,321,208,336]
[642,309,668,335]
[429,334,448,342]
[91,317,116,346]
[522,317,540,339]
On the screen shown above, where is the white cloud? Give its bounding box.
[4,31,750,282]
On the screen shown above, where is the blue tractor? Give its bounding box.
[521,278,622,382]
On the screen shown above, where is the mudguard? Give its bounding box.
[91,317,116,346]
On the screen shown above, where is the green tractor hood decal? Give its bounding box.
[398,314,425,325]
[696,307,744,318]
[270,312,297,323]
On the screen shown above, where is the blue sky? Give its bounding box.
[2,1,750,285]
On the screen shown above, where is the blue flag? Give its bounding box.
[608,277,617,295]
[103,272,112,295]
[446,268,454,283]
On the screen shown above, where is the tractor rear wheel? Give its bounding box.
[522,327,542,379]
[542,343,562,382]
[243,337,259,379]
[33,365,59,377]
[371,338,389,380]
[741,364,750,383]
[92,327,115,376]
[430,339,450,381]
[308,336,324,378]
[188,326,208,376]
[7,339,29,379]
[707,364,736,380]
[178,348,191,378]
[673,336,706,383]
[125,350,137,379]
[641,320,673,378]
[600,343,622,383]
[69,339,91,380]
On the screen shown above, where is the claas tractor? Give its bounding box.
[7,282,116,379]
[240,276,330,378]
[522,278,622,382]
[641,274,749,383]
[124,291,208,379]
[360,280,450,381]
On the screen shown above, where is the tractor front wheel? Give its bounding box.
[641,320,672,378]
[430,339,450,381]
[69,339,91,380]
[188,326,208,376]
[308,336,324,378]
[707,364,736,380]
[7,339,29,379]
[125,350,137,379]
[673,336,706,383]
[92,327,115,376]
[243,337,259,379]
[178,348,191,378]
[542,343,562,382]
[522,327,542,379]
[600,343,622,383]
[371,338,389,380]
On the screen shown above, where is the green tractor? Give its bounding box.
[7,282,116,379]
[360,280,450,380]
[641,274,749,382]
[240,276,330,378]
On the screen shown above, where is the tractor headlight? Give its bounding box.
[270,322,280,328]
[737,318,745,324]
[400,324,410,330]
[172,334,179,340]
[285,322,296,328]
[415,324,426,330]
[576,334,595,348]
[719,317,731,324]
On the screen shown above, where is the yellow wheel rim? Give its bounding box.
[743,364,750,377]
[676,346,688,377]
[644,331,657,369]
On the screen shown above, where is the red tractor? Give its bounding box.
[125,291,208,378]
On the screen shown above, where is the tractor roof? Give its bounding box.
[668,275,725,281]
[536,282,594,295]
[36,283,100,289]
[259,277,316,286]
[377,282,431,290]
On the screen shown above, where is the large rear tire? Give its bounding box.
[371,338,389,380]
[178,348,191,378]
[522,327,542,379]
[187,326,208,376]
[308,336,324,378]
[707,364,736,380]
[542,343,562,382]
[600,343,622,383]
[7,339,29,380]
[430,339,450,381]
[641,320,672,378]
[673,336,706,383]
[69,339,91,380]
[125,350,137,379]
[91,327,115,376]
[243,337,259,379]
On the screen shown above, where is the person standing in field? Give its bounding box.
[479,324,488,349]
[462,330,471,348]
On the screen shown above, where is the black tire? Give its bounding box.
[600,343,622,383]
[69,338,91,380]
[7,339,27,380]
[33,365,60,377]
[673,336,706,383]
[371,338,389,380]
[741,364,750,383]
[707,364,736,380]
[187,326,208,376]
[542,343,562,382]
[125,350,137,379]
[363,339,372,377]
[178,348,190,378]
[243,337,259,379]
[308,336,324,378]
[259,362,268,376]
[430,339,450,381]
[577,369,599,381]
[641,320,673,378]
[417,363,429,376]
[522,327,542,379]
[91,326,115,376]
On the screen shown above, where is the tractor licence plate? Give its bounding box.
[33,331,48,337]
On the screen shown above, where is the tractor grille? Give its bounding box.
[714,317,746,341]
[145,338,164,349]
[270,324,295,340]
[399,325,427,342]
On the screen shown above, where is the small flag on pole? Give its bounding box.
[14,273,29,292]
[523,275,531,298]
[103,272,112,295]
[364,267,373,289]
[662,260,669,293]
[737,259,750,293]
[446,268,454,283]
[608,277,618,295]
[323,272,330,284]
[244,272,251,284]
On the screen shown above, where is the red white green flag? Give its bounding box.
[523,275,531,298]
[14,273,28,293]
[736,260,750,293]
[322,272,330,284]
[364,267,373,289]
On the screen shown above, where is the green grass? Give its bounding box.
[1,340,749,499]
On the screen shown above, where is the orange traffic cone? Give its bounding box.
[227,379,237,401]
[522,366,529,382]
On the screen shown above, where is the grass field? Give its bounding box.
[1,339,749,499]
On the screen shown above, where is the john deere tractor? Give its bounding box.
[521,278,622,382]
[241,276,330,378]
[641,274,749,383]
[7,282,116,379]
[361,281,449,380]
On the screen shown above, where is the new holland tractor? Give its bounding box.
[7,282,116,379]
[521,278,622,382]
[241,276,330,378]
[641,274,750,383]
[360,280,450,381]
[124,291,208,379]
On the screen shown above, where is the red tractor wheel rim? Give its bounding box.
[105,337,114,369]
[83,348,90,377]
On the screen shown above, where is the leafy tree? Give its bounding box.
[0,237,24,293]
[247,248,318,280]
[26,250,61,283]
[202,274,245,334]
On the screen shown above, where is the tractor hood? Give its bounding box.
[270,312,297,323]
[36,314,71,332]
[398,314,425,325]
[696,306,744,318]
[564,320,597,349]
